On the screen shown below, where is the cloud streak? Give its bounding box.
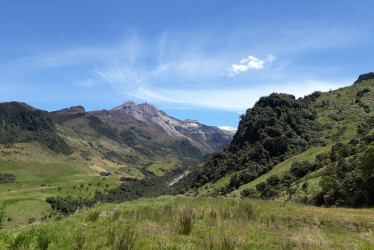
[97,64,345,111]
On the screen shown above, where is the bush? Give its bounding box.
[261,187,279,198]
[266,175,280,186]
[256,182,267,192]
[290,161,313,178]
[240,188,256,198]
[0,173,16,184]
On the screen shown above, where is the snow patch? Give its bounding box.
[218,126,237,133]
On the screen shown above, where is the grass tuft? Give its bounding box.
[86,210,100,222]
[36,229,52,250]
[235,200,257,221]
[220,235,236,250]
[75,232,86,250]
[178,206,196,235]
[113,224,138,250]
[6,231,32,250]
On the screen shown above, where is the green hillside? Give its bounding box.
[179,73,374,207]
[0,103,205,228]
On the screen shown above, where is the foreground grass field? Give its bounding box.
[1,196,373,249]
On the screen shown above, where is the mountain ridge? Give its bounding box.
[93,100,235,153]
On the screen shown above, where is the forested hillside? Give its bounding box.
[178,73,374,208]
[0,102,72,155]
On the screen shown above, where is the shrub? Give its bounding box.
[240,188,256,198]
[256,182,267,192]
[0,173,16,184]
[261,187,279,198]
[266,175,280,186]
[290,161,313,178]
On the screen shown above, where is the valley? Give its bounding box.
[0,101,235,228]
[1,73,374,249]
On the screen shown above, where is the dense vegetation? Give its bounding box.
[183,93,323,193]
[252,131,374,207]
[0,102,71,154]
[0,173,15,184]
[45,166,188,216]
[166,75,374,211]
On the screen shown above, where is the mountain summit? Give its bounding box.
[106,101,236,153]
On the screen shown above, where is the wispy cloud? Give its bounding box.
[0,25,359,114]
[227,54,275,77]
[98,64,345,110]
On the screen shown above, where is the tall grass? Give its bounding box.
[86,210,100,222]
[75,232,86,250]
[113,224,138,250]
[6,231,32,250]
[235,200,257,221]
[220,235,236,250]
[178,206,196,235]
[1,197,374,249]
[36,229,52,250]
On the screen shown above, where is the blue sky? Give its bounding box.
[0,0,373,128]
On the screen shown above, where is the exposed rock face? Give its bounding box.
[354,72,374,84]
[68,105,86,113]
[111,101,186,137]
[108,101,236,152]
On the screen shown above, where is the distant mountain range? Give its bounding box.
[0,100,235,175]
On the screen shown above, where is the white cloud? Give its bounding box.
[227,54,276,77]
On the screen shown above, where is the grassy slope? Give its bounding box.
[0,142,123,228]
[1,196,374,249]
[195,78,374,198]
[0,141,179,229]
[0,106,196,228]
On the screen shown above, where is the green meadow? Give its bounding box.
[1,196,373,249]
[0,160,121,229]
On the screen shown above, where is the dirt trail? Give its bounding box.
[89,165,108,173]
